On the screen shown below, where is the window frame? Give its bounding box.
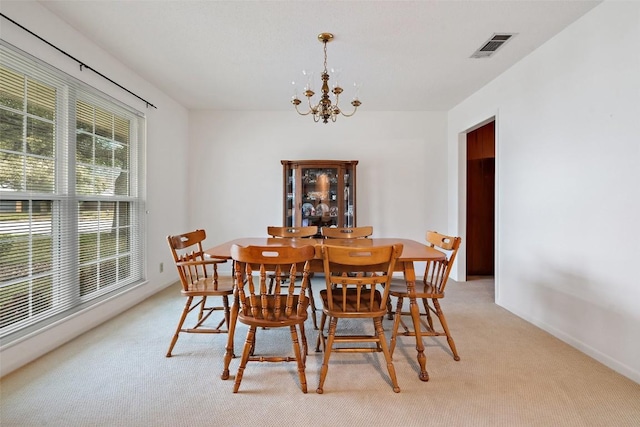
[0,41,146,344]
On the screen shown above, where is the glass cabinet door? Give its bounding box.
[343,170,355,227]
[282,160,357,232]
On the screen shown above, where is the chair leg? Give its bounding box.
[166,296,193,357]
[315,312,328,352]
[316,317,338,394]
[198,296,207,321]
[222,294,239,380]
[386,298,394,320]
[249,337,256,356]
[432,298,460,361]
[233,326,257,393]
[299,321,308,364]
[389,296,404,357]
[423,297,435,331]
[308,282,318,330]
[374,317,400,393]
[222,295,230,330]
[289,325,308,393]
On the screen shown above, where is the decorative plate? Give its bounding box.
[316,203,329,215]
[302,203,315,216]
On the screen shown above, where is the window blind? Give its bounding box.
[0,41,146,342]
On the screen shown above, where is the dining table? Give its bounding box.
[205,237,446,382]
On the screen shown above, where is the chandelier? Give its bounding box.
[291,33,361,123]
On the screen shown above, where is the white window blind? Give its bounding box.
[0,42,146,342]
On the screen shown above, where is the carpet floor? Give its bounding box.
[2,277,639,426]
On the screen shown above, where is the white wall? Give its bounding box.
[0,2,187,376]
[188,110,448,274]
[448,1,640,382]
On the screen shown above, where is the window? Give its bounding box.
[0,42,146,342]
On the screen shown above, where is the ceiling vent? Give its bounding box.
[470,33,516,58]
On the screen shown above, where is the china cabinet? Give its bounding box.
[282,160,358,234]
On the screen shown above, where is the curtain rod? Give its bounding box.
[0,13,157,109]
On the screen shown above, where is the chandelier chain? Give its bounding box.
[323,40,328,73]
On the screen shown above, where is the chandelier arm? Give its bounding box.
[295,109,312,117]
[307,96,315,111]
[340,106,360,117]
[293,104,313,116]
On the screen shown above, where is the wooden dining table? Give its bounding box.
[205,237,446,382]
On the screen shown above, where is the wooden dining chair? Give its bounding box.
[230,244,315,393]
[321,226,374,280]
[388,231,462,361]
[267,225,318,238]
[320,225,373,239]
[266,225,319,329]
[165,229,234,357]
[315,243,403,394]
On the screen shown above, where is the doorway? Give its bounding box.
[466,120,495,277]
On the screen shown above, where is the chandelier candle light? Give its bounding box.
[291,33,361,123]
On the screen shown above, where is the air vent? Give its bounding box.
[471,33,516,58]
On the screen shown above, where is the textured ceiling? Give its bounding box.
[38,0,601,111]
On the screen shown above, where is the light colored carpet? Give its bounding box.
[2,277,639,426]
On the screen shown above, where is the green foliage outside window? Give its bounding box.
[0,56,142,338]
